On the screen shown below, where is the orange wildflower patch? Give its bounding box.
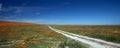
[0,29,5,32]
[16,42,26,48]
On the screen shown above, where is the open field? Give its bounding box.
[0,22,86,48]
[52,25,120,44]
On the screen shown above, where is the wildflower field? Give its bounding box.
[52,25,120,43]
[0,23,86,48]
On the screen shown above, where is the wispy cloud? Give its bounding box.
[2,6,50,15]
[21,1,30,6]
[13,7,22,13]
[2,6,22,13]
[0,2,50,23]
[35,12,41,15]
[0,6,21,20]
[5,19,44,23]
[63,2,71,5]
[19,6,50,11]
[0,4,2,13]
[0,17,44,23]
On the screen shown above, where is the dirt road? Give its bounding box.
[48,26,120,48]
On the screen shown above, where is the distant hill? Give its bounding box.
[0,21,32,26]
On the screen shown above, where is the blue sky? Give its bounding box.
[0,0,120,25]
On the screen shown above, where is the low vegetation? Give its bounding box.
[52,25,120,43]
[0,23,86,48]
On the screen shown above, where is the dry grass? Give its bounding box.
[0,23,86,48]
[52,25,120,43]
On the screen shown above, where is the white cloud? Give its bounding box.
[5,19,44,23]
[2,6,50,15]
[1,6,22,13]
[1,6,22,20]
[0,18,46,24]
[22,19,44,23]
